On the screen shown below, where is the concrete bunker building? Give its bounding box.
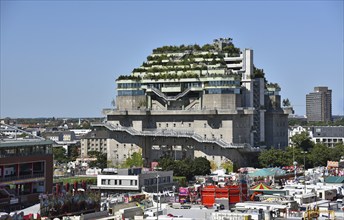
[92,38,293,167]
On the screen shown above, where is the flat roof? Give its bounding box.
[0,139,54,148]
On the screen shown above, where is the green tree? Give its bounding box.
[290,131,314,151]
[309,143,331,167]
[68,144,79,161]
[122,152,144,168]
[53,147,68,163]
[329,144,344,161]
[191,157,211,176]
[88,151,107,169]
[221,161,234,173]
[258,149,288,167]
[282,98,291,107]
[158,156,175,171]
[210,160,218,172]
[158,156,211,180]
[174,160,192,180]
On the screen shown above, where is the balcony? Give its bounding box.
[0,173,45,183]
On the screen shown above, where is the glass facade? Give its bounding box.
[206,88,240,94]
[118,90,144,96]
[0,145,52,158]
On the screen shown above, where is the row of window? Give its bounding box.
[207,81,240,86]
[87,147,107,152]
[101,179,138,186]
[316,138,344,143]
[143,176,171,185]
[118,90,145,96]
[203,134,223,139]
[87,139,107,142]
[83,143,107,147]
[117,83,141,89]
[158,122,191,128]
[205,88,240,94]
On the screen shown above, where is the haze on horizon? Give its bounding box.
[1,1,343,118]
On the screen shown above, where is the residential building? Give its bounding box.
[288,126,307,145]
[0,125,53,212]
[306,86,332,122]
[80,130,110,157]
[96,168,174,192]
[308,126,344,147]
[42,131,77,144]
[94,38,292,167]
[70,129,91,139]
[288,125,344,147]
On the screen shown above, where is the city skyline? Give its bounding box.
[1,1,343,118]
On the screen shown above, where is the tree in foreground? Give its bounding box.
[121,151,144,168]
[158,156,211,180]
[88,151,107,169]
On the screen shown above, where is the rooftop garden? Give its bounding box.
[253,66,265,79]
[134,38,241,75]
[266,82,281,89]
[116,38,268,84]
[116,72,241,82]
[151,38,240,55]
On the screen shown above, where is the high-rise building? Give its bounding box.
[306,86,332,122]
[93,38,293,167]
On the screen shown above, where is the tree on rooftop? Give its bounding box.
[282,98,291,107]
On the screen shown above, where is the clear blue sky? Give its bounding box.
[1,1,343,118]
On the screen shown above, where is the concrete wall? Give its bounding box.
[117,95,146,110]
[106,133,142,167]
[265,112,289,149]
[202,94,240,110]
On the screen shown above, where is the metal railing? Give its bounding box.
[92,123,259,150]
[150,87,191,101]
[0,173,45,182]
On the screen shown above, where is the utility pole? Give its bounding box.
[293,145,297,180]
[301,151,308,193]
[156,173,159,220]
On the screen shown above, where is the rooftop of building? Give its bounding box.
[115,38,268,82]
[0,123,53,147]
[0,138,54,148]
[308,126,344,137]
[82,129,110,139]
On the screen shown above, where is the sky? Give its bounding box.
[1,1,343,118]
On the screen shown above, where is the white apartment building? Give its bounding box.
[97,168,174,192]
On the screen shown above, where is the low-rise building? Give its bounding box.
[96,168,174,193]
[288,126,344,147]
[308,126,344,147]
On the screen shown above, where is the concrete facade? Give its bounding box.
[96,39,291,168]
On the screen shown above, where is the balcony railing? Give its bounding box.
[0,151,52,158]
[92,122,259,151]
[0,173,45,182]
